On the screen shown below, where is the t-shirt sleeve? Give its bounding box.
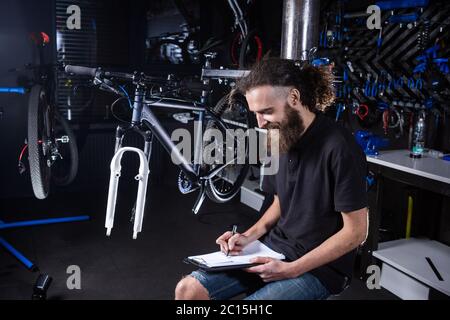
[261,172,277,195]
[331,139,368,213]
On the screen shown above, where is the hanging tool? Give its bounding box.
[377,27,383,55]
[356,104,369,120]
[376,0,429,10]
[364,75,372,97]
[355,130,390,156]
[336,103,346,122]
[388,13,419,24]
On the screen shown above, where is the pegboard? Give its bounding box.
[318,0,450,152]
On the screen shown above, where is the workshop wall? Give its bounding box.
[319,0,450,153]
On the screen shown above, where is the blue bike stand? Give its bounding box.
[0,215,89,270]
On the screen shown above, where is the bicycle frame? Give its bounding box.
[122,85,236,186]
[106,83,241,229]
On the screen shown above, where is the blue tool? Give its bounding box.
[365,79,372,97]
[366,173,376,190]
[415,77,423,90]
[376,0,429,10]
[377,102,389,111]
[377,28,383,55]
[336,103,345,121]
[343,84,352,97]
[355,130,390,156]
[311,57,331,66]
[434,58,449,74]
[371,82,378,97]
[387,78,394,91]
[388,13,419,24]
[425,97,433,109]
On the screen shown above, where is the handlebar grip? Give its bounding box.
[65,65,97,77]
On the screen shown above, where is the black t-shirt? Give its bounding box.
[261,112,368,294]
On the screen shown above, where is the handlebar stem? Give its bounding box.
[131,85,145,125]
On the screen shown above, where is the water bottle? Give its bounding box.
[410,111,426,158]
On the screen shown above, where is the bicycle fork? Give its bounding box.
[105,125,153,239]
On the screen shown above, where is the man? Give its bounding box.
[175,58,368,300]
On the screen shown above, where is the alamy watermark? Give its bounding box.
[66,5,81,30]
[66,265,81,290]
[366,5,381,30]
[366,265,381,290]
[171,124,280,175]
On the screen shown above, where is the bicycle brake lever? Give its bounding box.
[95,77,123,96]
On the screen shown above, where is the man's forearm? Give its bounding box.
[290,226,364,277]
[243,196,281,242]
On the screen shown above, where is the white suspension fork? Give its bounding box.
[105,147,150,239]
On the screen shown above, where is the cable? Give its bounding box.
[119,85,133,109]
[19,144,28,162]
[110,97,131,123]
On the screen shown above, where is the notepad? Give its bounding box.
[185,240,285,271]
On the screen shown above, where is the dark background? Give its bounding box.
[0,0,448,299]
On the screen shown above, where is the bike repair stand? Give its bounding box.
[0,215,89,299]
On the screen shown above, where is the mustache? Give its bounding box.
[262,122,280,130]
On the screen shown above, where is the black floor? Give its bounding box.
[0,184,397,300]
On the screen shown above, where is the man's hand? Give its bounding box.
[245,257,297,282]
[215,232,251,256]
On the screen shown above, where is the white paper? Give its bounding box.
[188,240,285,268]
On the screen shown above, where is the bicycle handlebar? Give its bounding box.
[65,65,97,77]
[65,65,211,94]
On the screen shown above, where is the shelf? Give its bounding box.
[373,238,450,296]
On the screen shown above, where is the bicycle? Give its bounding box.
[65,55,252,221]
[4,31,79,199]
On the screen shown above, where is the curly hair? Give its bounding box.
[235,57,335,112]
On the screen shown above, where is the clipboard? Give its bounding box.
[183,240,285,272]
[183,257,261,272]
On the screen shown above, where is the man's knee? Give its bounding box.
[175,276,210,300]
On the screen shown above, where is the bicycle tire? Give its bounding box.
[238,29,263,69]
[28,85,51,199]
[51,110,79,186]
[204,93,251,203]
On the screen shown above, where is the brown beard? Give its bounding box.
[264,104,305,154]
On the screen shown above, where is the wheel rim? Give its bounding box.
[205,94,250,201]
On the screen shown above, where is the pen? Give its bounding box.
[425,257,443,281]
[226,225,238,257]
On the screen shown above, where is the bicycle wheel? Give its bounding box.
[204,93,252,203]
[238,29,263,69]
[28,85,51,199]
[51,110,78,186]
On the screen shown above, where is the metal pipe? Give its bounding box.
[0,237,35,269]
[281,0,320,61]
[0,216,90,230]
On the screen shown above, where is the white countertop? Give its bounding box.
[374,238,450,295]
[367,150,450,184]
